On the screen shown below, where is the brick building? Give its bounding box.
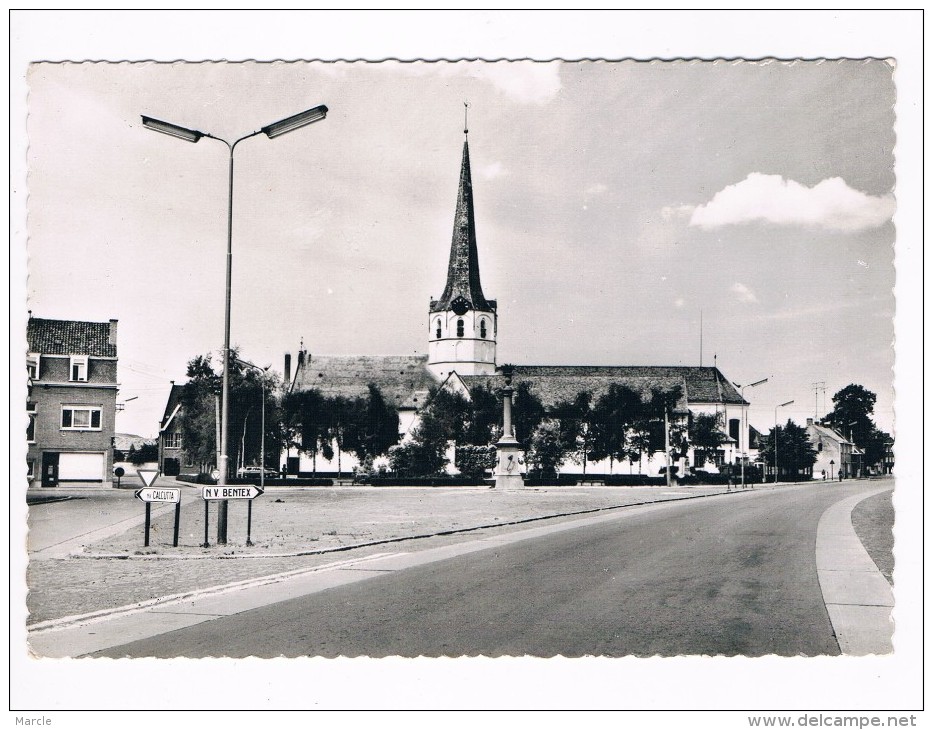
[27,316,119,487]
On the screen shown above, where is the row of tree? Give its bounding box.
[390,382,694,478]
[173,352,891,480]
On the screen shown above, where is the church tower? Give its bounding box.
[427,121,498,379]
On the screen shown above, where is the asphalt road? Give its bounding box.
[94,483,870,658]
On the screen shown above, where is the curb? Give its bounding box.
[816,485,894,655]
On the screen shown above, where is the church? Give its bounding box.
[283,128,753,480]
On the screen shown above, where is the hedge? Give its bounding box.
[366,476,486,487]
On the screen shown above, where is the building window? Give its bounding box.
[456,319,464,338]
[27,460,35,479]
[435,319,442,339]
[27,402,36,443]
[729,418,740,443]
[164,432,182,449]
[480,319,487,339]
[27,353,40,380]
[70,356,89,382]
[818,441,823,452]
[61,406,102,431]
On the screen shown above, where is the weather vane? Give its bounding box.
[464,101,470,135]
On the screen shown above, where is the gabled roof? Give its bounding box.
[160,383,185,430]
[290,353,440,408]
[462,365,745,409]
[27,317,117,357]
[430,139,495,314]
[807,422,852,445]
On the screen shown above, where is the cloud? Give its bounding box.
[481,161,508,179]
[689,174,895,232]
[674,297,685,308]
[474,62,562,105]
[391,61,561,105]
[731,282,758,303]
[585,183,608,195]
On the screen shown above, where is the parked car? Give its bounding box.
[236,466,279,479]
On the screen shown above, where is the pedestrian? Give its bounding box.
[822,470,826,481]
[838,470,843,482]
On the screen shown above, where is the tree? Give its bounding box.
[760,419,817,479]
[284,389,333,470]
[465,383,500,445]
[589,384,643,469]
[179,355,221,469]
[690,411,728,469]
[340,384,401,462]
[387,386,467,476]
[827,384,891,470]
[552,391,596,473]
[178,351,281,474]
[128,442,158,465]
[513,381,546,449]
[527,418,573,477]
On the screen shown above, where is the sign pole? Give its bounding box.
[173,502,181,548]
[247,500,254,546]
[202,500,210,548]
[144,502,151,547]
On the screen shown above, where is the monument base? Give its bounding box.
[493,439,525,490]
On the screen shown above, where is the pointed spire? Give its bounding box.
[430,134,494,313]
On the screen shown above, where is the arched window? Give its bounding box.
[456,319,464,338]
[818,441,823,452]
[435,319,442,339]
[480,319,487,339]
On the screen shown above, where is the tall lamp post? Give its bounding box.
[236,357,270,547]
[774,399,794,484]
[142,104,328,544]
[734,377,768,488]
[235,358,271,489]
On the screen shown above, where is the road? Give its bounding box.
[90,481,883,658]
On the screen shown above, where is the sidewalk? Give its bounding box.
[27,483,737,624]
[26,479,891,631]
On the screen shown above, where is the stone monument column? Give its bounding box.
[494,364,525,490]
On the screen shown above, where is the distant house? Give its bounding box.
[805,418,854,479]
[157,382,187,476]
[27,315,119,487]
[283,350,437,475]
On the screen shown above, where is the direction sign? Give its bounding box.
[135,487,181,504]
[137,469,160,488]
[202,485,264,500]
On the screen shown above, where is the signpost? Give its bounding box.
[201,485,264,547]
[133,470,180,547]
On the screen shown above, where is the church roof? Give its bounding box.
[430,139,495,314]
[290,353,440,409]
[461,365,746,410]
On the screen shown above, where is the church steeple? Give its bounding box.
[430,138,494,314]
[427,116,498,378]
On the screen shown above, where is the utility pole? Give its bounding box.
[811,381,826,420]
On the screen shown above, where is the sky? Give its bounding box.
[24,58,897,438]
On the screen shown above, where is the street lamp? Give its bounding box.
[143,104,328,544]
[848,420,858,479]
[733,377,768,488]
[774,400,794,484]
[236,357,270,547]
[235,358,271,488]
